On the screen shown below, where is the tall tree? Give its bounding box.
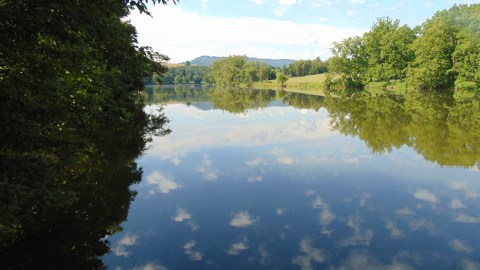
[327,36,367,88]
[209,55,247,87]
[407,9,457,90]
[363,17,416,82]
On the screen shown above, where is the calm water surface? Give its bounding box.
[103,86,480,270]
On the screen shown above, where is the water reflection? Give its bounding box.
[1,111,168,268]
[103,86,479,270]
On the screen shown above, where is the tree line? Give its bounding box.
[146,56,329,87]
[327,4,480,91]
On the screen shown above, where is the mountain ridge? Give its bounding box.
[184,55,296,68]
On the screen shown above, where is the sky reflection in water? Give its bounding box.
[104,90,480,270]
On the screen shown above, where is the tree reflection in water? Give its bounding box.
[1,109,170,269]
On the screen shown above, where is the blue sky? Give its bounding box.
[128,0,480,63]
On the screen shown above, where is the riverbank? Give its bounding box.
[252,74,327,96]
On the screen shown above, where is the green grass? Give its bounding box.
[253,74,327,96]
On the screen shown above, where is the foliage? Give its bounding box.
[326,4,480,91]
[276,72,289,88]
[0,0,172,265]
[407,10,457,90]
[324,90,480,167]
[209,56,275,87]
[147,64,211,85]
[327,36,367,89]
[363,17,416,82]
[282,57,328,77]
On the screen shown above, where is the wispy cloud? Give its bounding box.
[449,199,467,209]
[112,234,139,257]
[196,156,220,181]
[227,241,249,255]
[292,238,324,270]
[341,215,373,246]
[183,240,204,261]
[386,221,403,239]
[133,263,168,270]
[450,239,474,253]
[454,213,480,223]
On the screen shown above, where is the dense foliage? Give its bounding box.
[327,4,480,91]
[209,56,275,87]
[281,57,328,77]
[145,64,211,85]
[0,0,171,267]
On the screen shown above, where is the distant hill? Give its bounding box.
[186,55,296,68]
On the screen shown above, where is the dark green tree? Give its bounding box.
[0,0,173,266]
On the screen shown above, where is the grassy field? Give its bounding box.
[253,74,327,96]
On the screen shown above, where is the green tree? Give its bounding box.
[327,36,367,89]
[276,72,289,88]
[209,55,247,87]
[363,17,416,82]
[451,5,480,90]
[407,10,457,90]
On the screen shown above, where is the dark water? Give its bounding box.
[103,86,480,270]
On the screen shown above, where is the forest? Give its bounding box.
[327,4,480,91]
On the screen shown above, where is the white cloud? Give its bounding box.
[271,147,294,165]
[196,157,220,181]
[112,234,139,257]
[461,259,480,270]
[386,221,402,239]
[341,215,373,246]
[146,171,182,194]
[128,5,365,63]
[147,105,336,160]
[292,238,324,270]
[312,196,336,230]
[450,239,474,253]
[173,208,192,222]
[450,181,479,199]
[133,263,168,270]
[227,242,249,255]
[449,199,466,209]
[245,157,267,166]
[276,208,286,215]
[396,208,415,216]
[454,213,480,223]
[305,190,316,196]
[413,189,439,204]
[183,240,204,261]
[230,211,257,227]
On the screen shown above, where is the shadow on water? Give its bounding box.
[0,105,170,269]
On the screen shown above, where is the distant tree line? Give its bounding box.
[281,57,328,77]
[148,64,211,85]
[146,56,329,86]
[327,4,480,91]
[209,56,276,87]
